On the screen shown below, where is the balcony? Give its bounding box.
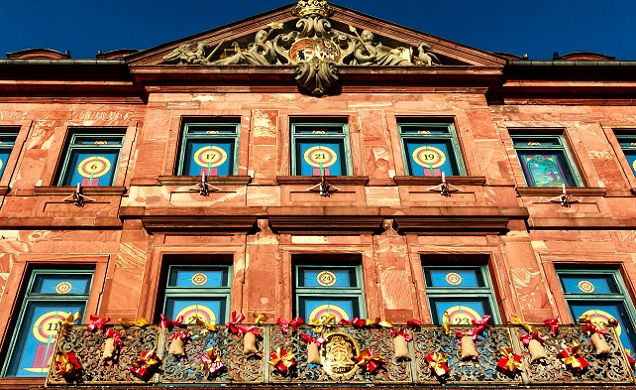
[46,322,634,387]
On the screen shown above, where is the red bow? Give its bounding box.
[338,317,374,328]
[168,330,191,342]
[238,325,260,336]
[87,315,110,333]
[356,349,384,374]
[455,315,490,341]
[225,311,246,334]
[406,319,422,329]
[159,314,183,329]
[55,352,82,378]
[276,317,304,333]
[104,328,123,346]
[543,316,559,333]
[301,333,325,346]
[269,348,297,375]
[389,327,413,342]
[520,331,545,347]
[582,322,609,336]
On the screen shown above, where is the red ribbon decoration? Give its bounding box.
[301,333,325,346]
[581,322,609,336]
[496,348,522,376]
[104,328,123,346]
[406,320,422,329]
[625,349,635,369]
[276,317,304,333]
[338,317,372,328]
[159,314,184,329]
[87,315,110,333]
[543,316,559,334]
[269,348,297,375]
[130,350,161,381]
[238,325,261,336]
[389,327,413,342]
[226,311,246,334]
[356,349,384,374]
[168,330,191,342]
[520,331,545,347]
[455,315,491,341]
[55,352,82,379]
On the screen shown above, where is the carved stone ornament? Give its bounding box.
[161,0,442,95]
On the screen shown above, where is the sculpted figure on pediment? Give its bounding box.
[416,42,442,66]
[353,30,412,66]
[163,42,210,64]
[213,30,278,65]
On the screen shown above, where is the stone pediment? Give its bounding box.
[127,1,506,94]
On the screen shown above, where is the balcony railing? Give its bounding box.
[46,322,634,386]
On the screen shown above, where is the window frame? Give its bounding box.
[398,122,466,176]
[510,132,583,187]
[293,264,366,321]
[423,265,500,325]
[556,268,636,351]
[2,269,93,377]
[290,121,352,176]
[0,131,18,180]
[614,131,636,178]
[176,122,240,177]
[56,130,126,187]
[161,264,233,325]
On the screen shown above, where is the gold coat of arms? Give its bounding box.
[321,332,359,379]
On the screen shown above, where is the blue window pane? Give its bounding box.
[300,297,358,323]
[426,269,482,288]
[31,274,92,295]
[184,140,234,176]
[299,268,355,288]
[165,298,226,325]
[560,275,617,294]
[570,303,636,352]
[623,150,636,176]
[0,149,12,178]
[429,298,491,325]
[404,140,457,176]
[8,302,85,377]
[61,150,119,186]
[518,152,574,187]
[297,141,345,176]
[168,268,228,288]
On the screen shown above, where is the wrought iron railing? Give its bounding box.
[46,323,634,386]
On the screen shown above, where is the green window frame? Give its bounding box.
[291,121,351,176]
[557,269,636,352]
[177,122,240,177]
[3,269,93,377]
[161,264,232,325]
[57,130,125,187]
[511,133,582,187]
[0,131,18,180]
[423,265,499,325]
[398,122,466,176]
[614,132,636,177]
[294,264,365,323]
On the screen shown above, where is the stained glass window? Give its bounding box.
[0,132,17,179]
[615,133,636,177]
[423,265,498,325]
[558,270,636,352]
[177,122,239,176]
[399,123,465,176]
[294,265,364,323]
[57,131,125,186]
[3,270,93,377]
[511,134,581,187]
[291,122,350,176]
[162,265,231,325]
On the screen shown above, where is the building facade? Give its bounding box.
[0,1,636,388]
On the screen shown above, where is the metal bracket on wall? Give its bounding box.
[307,176,339,198]
[190,172,221,197]
[427,172,461,197]
[63,183,96,207]
[549,184,580,207]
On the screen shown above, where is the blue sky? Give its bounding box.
[2,0,634,60]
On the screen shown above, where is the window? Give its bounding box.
[399,122,465,176]
[0,131,17,179]
[557,269,636,352]
[423,264,498,325]
[161,264,232,325]
[291,122,350,176]
[615,132,636,177]
[177,122,239,176]
[294,257,364,322]
[57,130,125,186]
[511,133,582,187]
[3,270,93,377]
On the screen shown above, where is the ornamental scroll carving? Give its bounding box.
[161,0,442,95]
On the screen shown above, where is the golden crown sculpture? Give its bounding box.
[292,0,334,19]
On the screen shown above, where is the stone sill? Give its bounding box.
[0,377,44,390]
[516,187,607,197]
[276,176,369,186]
[393,175,486,186]
[33,186,126,196]
[158,175,251,186]
[0,185,10,196]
